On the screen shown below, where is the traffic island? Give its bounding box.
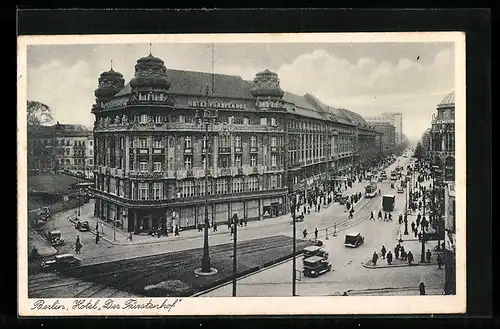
[362,255,441,269]
[56,235,314,298]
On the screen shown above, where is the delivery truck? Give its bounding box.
[382,194,395,212]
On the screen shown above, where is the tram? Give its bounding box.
[364,183,377,198]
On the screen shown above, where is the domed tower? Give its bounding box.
[129,52,171,103]
[93,62,125,112]
[250,69,285,110]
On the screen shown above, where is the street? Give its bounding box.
[201,155,445,297]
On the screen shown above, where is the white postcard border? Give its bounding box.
[17,32,466,316]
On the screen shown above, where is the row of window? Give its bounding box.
[134,114,280,127]
[42,139,93,147]
[130,153,271,172]
[129,135,280,149]
[98,176,278,200]
[59,158,93,165]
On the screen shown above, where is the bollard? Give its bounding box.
[333,224,337,237]
[325,228,329,240]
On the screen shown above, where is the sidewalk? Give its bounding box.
[66,181,365,247]
[363,223,443,269]
[28,228,57,257]
[336,286,444,296]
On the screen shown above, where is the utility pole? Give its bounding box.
[232,213,237,297]
[421,186,427,263]
[291,198,297,296]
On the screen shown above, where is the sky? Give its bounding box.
[26,41,455,141]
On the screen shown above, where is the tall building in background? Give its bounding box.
[371,122,396,154]
[366,112,403,145]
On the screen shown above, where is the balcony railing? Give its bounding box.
[152,148,164,155]
[249,146,258,153]
[129,171,165,179]
[234,146,242,153]
[89,187,288,207]
[184,147,193,155]
[218,147,231,154]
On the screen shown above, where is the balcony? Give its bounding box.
[201,147,212,154]
[137,148,149,155]
[152,148,164,155]
[249,146,258,153]
[129,171,165,179]
[265,166,283,173]
[218,147,231,154]
[218,167,232,177]
[166,170,176,179]
[232,124,283,133]
[186,169,194,178]
[184,147,193,155]
[234,146,243,153]
[270,146,279,153]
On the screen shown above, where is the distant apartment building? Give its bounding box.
[371,122,396,154]
[27,122,94,173]
[366,112,403,145]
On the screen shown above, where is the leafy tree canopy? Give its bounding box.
[27,100,52,127]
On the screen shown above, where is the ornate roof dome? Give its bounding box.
[438,91,455,107]
[250,69,284,98]
[129,53,171,90]
[94,67,125,99]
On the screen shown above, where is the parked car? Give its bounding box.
[302,256,332,278]
[75,220,90,231]
[41,254,81,272]
[344,232,364,248]
[302,246,329,259]
[397,186,404,193]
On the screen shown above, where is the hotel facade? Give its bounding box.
[90,53,382,233]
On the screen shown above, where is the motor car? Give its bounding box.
[47,230,64,246]
[397,186,404,193]
[302,246,329,259]
[344,232,364,248]
[302,256,332,278]
[75,220,90,231]
[41,254,81,272]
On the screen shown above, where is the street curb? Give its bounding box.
[362,260,438,269]
[29,228,58,257]
[192,251,304,297]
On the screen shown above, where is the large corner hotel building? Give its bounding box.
[90,53,382,233]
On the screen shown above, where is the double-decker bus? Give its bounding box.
[365,183,377,198]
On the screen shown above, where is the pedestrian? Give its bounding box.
[416,216,420,228]
[128,232,133,241]
[426,249,432,263]
[381,245,386,259]
[372,252,379,266]
[213,221,218,232]
[342,292,348,296]
[75,235,81,254]
[314,228,319,240]
[348,208,354,219]
[400,245,406,260]
[303,229,307,239]
[389,213,392,221]
[436,253,443,269]
[419,282,426,295]
[387,251,393,265]
[95,231,99,244]
[399,214,403,224]
[418,232,422,242]
[384,212,387,221]
[407,251,414,265]
[394,245,400,259]
[175,226,180,236]
[230,224,234,236]
[411,222,415,233]
[198,223,202,232]
[378,210,382,220]
[95,222,99,233]
[370,211,374,220]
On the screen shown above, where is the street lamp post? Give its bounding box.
[195,86,218,275]
[232,213,238,297]
[421,186,427,263]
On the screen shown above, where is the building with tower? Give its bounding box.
[89,52,382,233]
[429,91,455,182]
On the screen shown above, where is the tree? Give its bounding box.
[414,141,425,160]
[27,100,52,127]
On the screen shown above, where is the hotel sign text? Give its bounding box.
[188,100,246,110]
